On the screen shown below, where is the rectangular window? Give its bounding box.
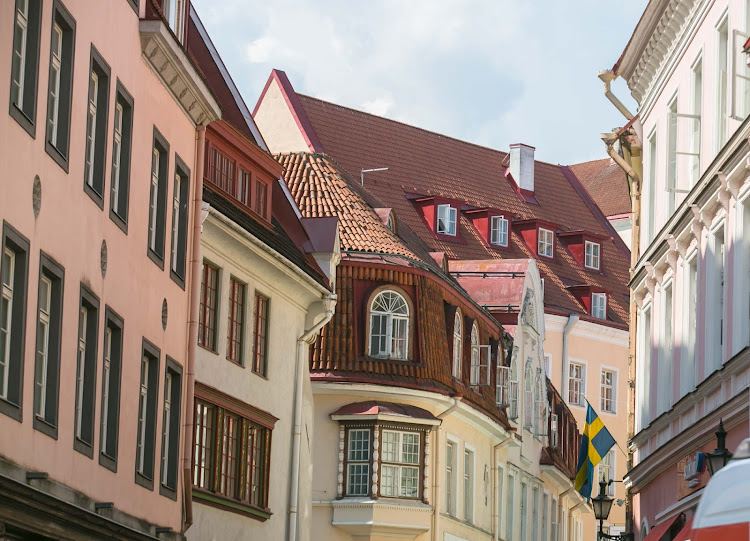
[600,369,615,413]
[34,253,64,438]
[380,430,420,498]
[198,261,219,351]
[164,0,185,39]
[436,204,457,236]
[520,481,528,541]
[148,129,169,266]
[712,227,726,373]
[506,473,515,540]
[646,131,657,243]
[666,95,678,216]
[538,228,554,258]
[445,441,456,516]
[464,448,474,522]
[110,82,134,231]
[682,257,698,396]
[193,401,215,490]
[598,450,615,497]
[99,307,123,471]
[252,292,269,376]
[135,340,160,489]
[238,169,251,207]
[208,147,236,195]
[660,283,673,415]
[690,58,702,187]
[0,224,29,420]
[490,215,509,246]
[637,306,653,430]
[346,428,370,496]
[532,486,540,541]
[568,362,584,406]
[584,241,600,270]
[717,18,729,150]
[45,2,75,170]
[542,493,549,541]
[160,359,182,498]
[10,0,42,136]
[83,47,110,205]
[169,156,190,286]
[592,293,607,320]
[551,497,559,541]
[226,278,246,364]
[254,181,268,219]
[74,286,99,456]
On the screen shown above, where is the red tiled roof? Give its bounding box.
[570,158,631,217]
[292,94,630,325]
[330,401,438,421]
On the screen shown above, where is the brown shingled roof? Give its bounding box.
[570,158,631,218]
[292,94,631,326]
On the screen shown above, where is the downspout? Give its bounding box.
[431,396,463,541]
[561,315,579,401]
[288,293,337,541]
[492,435,513,541]
[182,124,206,531]
[598,70,634,121]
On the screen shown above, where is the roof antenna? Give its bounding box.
[361,167,389,186]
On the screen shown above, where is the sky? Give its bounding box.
[191,0,648,165]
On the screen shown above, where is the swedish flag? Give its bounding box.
[575,402,616,501]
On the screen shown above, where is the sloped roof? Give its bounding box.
[570,158,631,217]
[289,93,630,326]
[449,259,530,308]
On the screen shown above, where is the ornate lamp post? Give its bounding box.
[592,480,634,541]
[706,419,733,476]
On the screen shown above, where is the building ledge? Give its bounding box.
[138,19,220,126]
[331,498,432,539]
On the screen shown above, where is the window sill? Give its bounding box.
[226,358,245,368]
[192,488,271,521]
[33,415,58,440]
[99,451,117,473]
[83,182,104,210]
[45,140,70,174]
[197,343,219,356]
[73,436,94,458]
[159,481,178,501]
[0,397,22,422]
[251,369,269,380]
[9,103,36,139]
[109,207,129,235]
[169,268,185,290]
[135,470,154,491]
[147,247,164,270]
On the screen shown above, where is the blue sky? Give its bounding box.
[191,0,647,165]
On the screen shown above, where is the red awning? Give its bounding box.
[643,515,681,541]
[672,517,694,541]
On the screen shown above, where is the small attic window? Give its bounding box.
[386,212,397,233]
[592,293,607,319]
[490,216,509,247]
[584,241,601,270]
[538,228,554,258]
[437,204,457,236]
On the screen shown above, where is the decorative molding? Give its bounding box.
[644,262,657,295]
[717,172,732,210]
[337,426,344,498]
[689,204,704,241]
[666,235,680,271]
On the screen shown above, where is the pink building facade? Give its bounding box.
[0,0,219,538]
[605,0,750,539]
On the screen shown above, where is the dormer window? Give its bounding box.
[585,241,601,270]
[592,293,607,319]
[163,0,185,41]
[490,216,509,247]
[437,204,457,236]
[538,228,554,258]
[386,212,396,233]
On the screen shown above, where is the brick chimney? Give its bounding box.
[509,143,535,193]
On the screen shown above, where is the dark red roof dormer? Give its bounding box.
[558,230,610,273]
[465,208,512,250]
[411,196,466,243]
[566,284,609,320]
[512,219,560,260]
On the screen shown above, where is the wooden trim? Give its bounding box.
[194,382,278,428]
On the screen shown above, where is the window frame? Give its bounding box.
[597,450,616,497]
[0,223,30,422]
[198,260,220,352]
[99,306,124,472]
[538,227,554,258]
[567,360,585,407]
[44,0,76,173]
[452,309,462,379]
[9,0,43,138]
[159,357,182,499]
[33,252,64,439]
[380,429,421,499]
[445,437,457,516]
[135,338,160,490]
[436,204,457,236]
[367,288,411,361]
[82,45,111,208]
[73,285,99,458]
[584,241,601,270]
[591,292,607,320]
[490,215,509,247]
[147,127,170,268]
[169,154,190,288]
[252,291,270,377]
[109,80,134,234]
[464,445,475,523]
[600,367,616,414]
[226,276,246,365]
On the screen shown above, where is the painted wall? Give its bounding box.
[0,0,199,531]
[186,212,326,541]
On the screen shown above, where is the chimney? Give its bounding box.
[509,143,535,193]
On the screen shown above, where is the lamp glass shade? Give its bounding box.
[706,449,732,476]
[592,494,614,521]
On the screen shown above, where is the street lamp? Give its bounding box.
[592,480,633,541]
[706,419,733,476]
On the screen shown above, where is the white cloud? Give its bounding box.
[362,96,394,117]
[246,37,279,64]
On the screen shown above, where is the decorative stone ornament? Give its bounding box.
[644,262,657,296]
[372,425,380,498]
[690,205,705,241]
[161,298,168,330]
[717,172,732,211]
[100,240,108,278]
[32,176,41,217]
[666,235,680,271]
[337,426,345,498]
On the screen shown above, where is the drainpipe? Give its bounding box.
[431,396,463,541]
[598,70,633,121]
[492,435,513,541]
[288,294,337,541]
[182,124,206,531]
[562,314,579,401]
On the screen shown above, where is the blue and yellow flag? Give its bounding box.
[575,402,616,501]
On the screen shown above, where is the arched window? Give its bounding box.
[452,310,462,378]
[369,290,409,360]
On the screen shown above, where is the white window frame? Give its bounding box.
[716,14,729,152]
[538,228,554,258]
[11,0,29,109]
[369,290,410,360]
[380,430,421,498]
[74,306,87,439]
[490,215,509,246]
[35,276,52,418]
[170,173,182,273]
[568,360,585,407]
[136,356,149,474]
[592,292,607,320]
[666,93,678,216]
[463,444,475,524]
[689,54,703,187]
[452,309,462,379]
[346,428,371,496]
[584,241,600,270]
[600,367,617,414]
[597,450,616,497]
[149,148,160,252]
[469,324,491,386]
[1,249,15,400]
[164,0,185,40]
[445,436,458,516]
[100,327,112,452]
[47,22,63,148]
[437,204,457,236]
[84,70,99,189]
[681,251,698,397]
[161,371,173,485]
[111,102,124,214]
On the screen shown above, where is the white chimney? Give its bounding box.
[509,143,535,193]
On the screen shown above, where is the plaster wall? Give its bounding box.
[253,78,311,154]
[0,0,199,531]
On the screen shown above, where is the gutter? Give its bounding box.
[598,70,634,121]
[288,294,337,541]
[431,396,463,541]
[182,125,206,531]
